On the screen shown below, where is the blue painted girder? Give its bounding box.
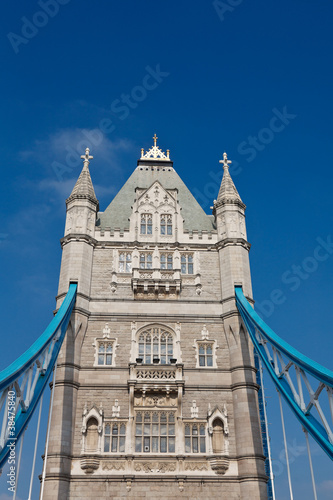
[0,284,77,469]
[235,286,333,461]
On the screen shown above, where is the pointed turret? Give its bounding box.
[58,148,99,297]
[66,148,99,207]
[216,152,244,208]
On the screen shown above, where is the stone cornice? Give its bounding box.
[215,238,251,251]
[60,233,98,247]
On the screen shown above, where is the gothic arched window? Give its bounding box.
[185,423,206,453]
[160,214,172,235]
[104,422,126,452]
[138,326,174,364]
[141,214,153,235]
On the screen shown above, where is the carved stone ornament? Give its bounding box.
[184,461,209,471]
[134,461,176,473]
[102,461,126,471]
[80,457,100,474]
[208,455,229,475]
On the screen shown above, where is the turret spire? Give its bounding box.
[67,147,98,207]
[216,152,244,207]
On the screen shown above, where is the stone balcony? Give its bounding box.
[129,363,183,382]
[131,268,181,296]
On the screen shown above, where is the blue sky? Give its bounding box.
[0,0,333,498]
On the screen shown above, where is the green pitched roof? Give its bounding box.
[97,166,216,232]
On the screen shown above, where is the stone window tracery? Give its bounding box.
[193,326,218,368]
[119,252,132,272]
[135,411,175,453]
[139,252,153,269]
[160,253,173,270]
[160,214,172,235]
[199,343,213,367]
[140,213,153,235]
[93,325,118,367]
[181,254,193,274]
[104,422,126,453]
[138,327,173,364]
[97,341,113,366]
[185,423,206,453]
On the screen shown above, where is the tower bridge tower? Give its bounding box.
[42,137,267,499]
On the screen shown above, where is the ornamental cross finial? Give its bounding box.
[219,151,232,170]
[153,133,158,147]
[81,147,93,167]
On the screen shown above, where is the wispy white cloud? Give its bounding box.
[0,494,22,500]
[319,480,333,492]
[19,128,134,178]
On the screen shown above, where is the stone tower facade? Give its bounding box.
[41,138,267,499]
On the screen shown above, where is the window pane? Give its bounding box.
[160,414,167,422]
[167,225,172,235]
[161,355,166,364]
[199,345,205,354]
[207,355,213,367]
[136,413,142,423]
[169,414,175,423]
[139,343,144,355]
[200,437,206,453]
[193,425,198,435]
[119,261,124,272]
[161,225,165,235]
[112,424,118,435]
[105,424,110,435]
[192,437,198,453]
[99,344,105,353]
[206,345,212,355]
[199,355,205,367]
[136,424,142,435]
[188,255,193,263]
[146,355,151,364]
[185,425,190,436]
[147,224,152,235]
[181,263,186,273]
[152,436,159,452]
[126,262,132,272]
[104,436,110,452]
[188,263,193,274]
[119,436,125,452]
[185,437,191,453]
[135,437,142,452]
[152,413,159,422]
[181,255,186,263]
[168,437,175,452]
[152,424,159,435]
[111,436,118,452]
[161,424,167,436]
[144,424,150,435]
[200,425,205,435]
[106,354,112,365]
[141,224,146,234]
[144,437,150,452]
[160,437,167,452]
[168,424,175,435]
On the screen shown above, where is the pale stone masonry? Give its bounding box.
[41,140,268,499]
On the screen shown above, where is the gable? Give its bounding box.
[96,167,216,233]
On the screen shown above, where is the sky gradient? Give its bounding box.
[0,1,333,498]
